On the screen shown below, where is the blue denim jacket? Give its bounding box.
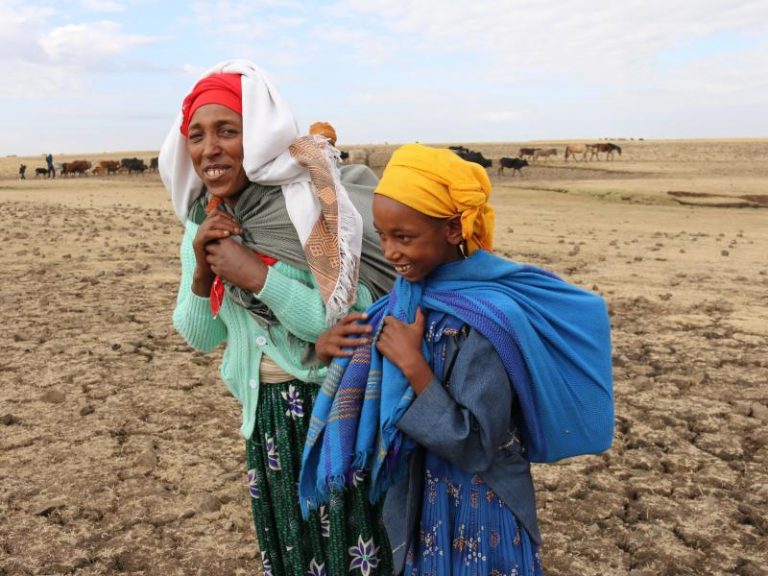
[383,311,539,573]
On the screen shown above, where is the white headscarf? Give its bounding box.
[159,59,364,323]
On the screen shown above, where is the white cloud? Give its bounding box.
[79,0,125,12]
[330,0,768,81]
[41,21,155,62]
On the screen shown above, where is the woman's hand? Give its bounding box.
[191,211,241,295]
[316,313,372,365]
[376,308,433,394]
[205,238,269,293]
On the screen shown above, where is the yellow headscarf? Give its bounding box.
[375,144,495,253]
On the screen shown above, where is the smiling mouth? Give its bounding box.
[204,167,229,180]
[394,264,413,274]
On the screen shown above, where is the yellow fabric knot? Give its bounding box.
[375,144,495,253]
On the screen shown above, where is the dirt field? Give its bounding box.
[1,140,767,575]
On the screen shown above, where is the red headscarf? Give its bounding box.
[180,73,243,136]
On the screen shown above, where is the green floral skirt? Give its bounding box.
[246,379,393,576]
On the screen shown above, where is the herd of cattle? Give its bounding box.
[445,143,623,176]
[32,143,622,179]
[32,157,159,177]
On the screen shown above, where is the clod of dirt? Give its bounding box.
[40,389,66,403]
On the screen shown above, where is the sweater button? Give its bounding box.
[255,336,267,346]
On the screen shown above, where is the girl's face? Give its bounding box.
[187,104,250,206]
[373,194,463,282]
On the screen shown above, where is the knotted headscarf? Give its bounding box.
[375,144,495,253]
[180,73,243,137]
[309,121,337,146]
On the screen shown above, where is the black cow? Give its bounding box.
[339,150,350,161]
[449,146,492,168]
[121,157,147,174]
[149,157,159,172]
[35,167,49,177]
[498,157,529,176]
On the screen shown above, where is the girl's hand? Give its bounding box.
[316,312,372,365]
[205,237,268,293]
[376,308,433,394]
[191,211,240,295]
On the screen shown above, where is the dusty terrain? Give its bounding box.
[1,140,767,575]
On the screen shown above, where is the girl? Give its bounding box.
[307,144,612,575]
[160,60,394,576]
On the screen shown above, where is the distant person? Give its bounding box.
[46,153,55,178]
[18,164,26,180]
[159,59,394,575]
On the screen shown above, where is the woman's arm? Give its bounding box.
[172,222,228,352]
[254,264,374,342]
[395,329,514,474]
[202,237,374,342]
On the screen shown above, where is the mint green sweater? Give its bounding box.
[173,220,373,439]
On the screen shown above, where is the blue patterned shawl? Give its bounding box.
[300,249,613,514]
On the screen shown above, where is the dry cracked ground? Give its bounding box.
[1,140,767,575]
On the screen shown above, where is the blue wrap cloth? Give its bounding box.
[300,250,613,514]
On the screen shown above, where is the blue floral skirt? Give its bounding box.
[404,451,543,576]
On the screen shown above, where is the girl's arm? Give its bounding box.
[172,222,228,352]
[315,312,372,365]
[395,329,514,474]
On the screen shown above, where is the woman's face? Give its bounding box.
[187,104,249,206]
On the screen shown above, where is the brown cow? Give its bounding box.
[61,160,92,176]
[589,143,622,161]
[518,147,541,161]
[564,144,589,162]
[532,148,558,162]
[99,160,121,174]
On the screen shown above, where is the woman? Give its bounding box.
[159,59,394,576]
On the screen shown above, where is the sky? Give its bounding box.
[2,0,767,156]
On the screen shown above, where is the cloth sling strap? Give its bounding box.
[299,249,614,513]
[190,167,395,326]
[288,136,353,311]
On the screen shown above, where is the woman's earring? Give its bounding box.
[458,242,468,259]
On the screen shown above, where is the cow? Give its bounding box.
[518,147,541,161]
[99,160,121,174]
[338,150,350,161]
[61,160,92,176]
[532,148,558,162]
[35,167,49,177]
[564,144,590,162]
[589,143,622,161]
[346,149,370,166]
[449,146,492,168]
[92,166,105,176]
[120,157,147,174]
[498,157,529,176]
[149,157,159,172]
